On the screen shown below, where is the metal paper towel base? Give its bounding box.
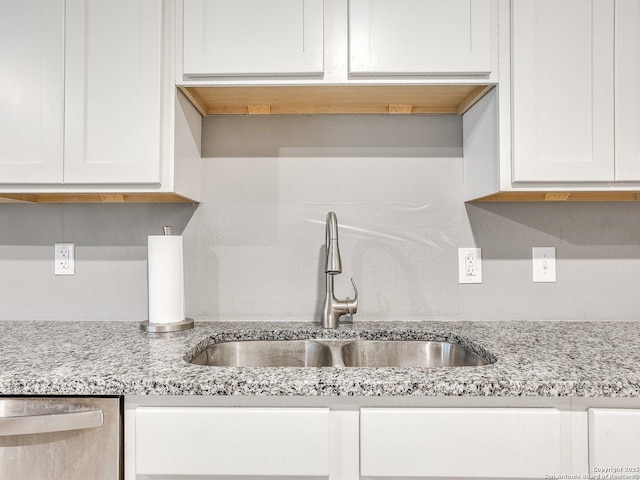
[139,318,194,333]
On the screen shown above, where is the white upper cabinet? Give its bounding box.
[465,0,640,200]
[0,0,201,201]
[182,0,324,76]
[349,0,492,76]
[180,0,497,84]
[0,0,64,183]
[0,0,162,187]
[614,0,640,181]
[64,0,162,184]
[511,0,615,183]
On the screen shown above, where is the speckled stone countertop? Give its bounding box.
[1,320,639,396]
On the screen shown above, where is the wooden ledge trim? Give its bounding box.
[470,191,640,203]
[0,193,198,204]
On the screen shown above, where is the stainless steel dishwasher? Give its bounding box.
[0,397,121,479]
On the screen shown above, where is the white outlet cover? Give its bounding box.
[55,243,75,275]
[532,247,556,283]
[458,248,482,284]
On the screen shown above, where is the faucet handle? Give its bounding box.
[346,278,358,315]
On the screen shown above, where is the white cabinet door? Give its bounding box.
[589,409,640,474]
[135,407,330,477]
[615,0,640,181]
[511,0,615,182]
[349,0,492,75]
[183,0,324,76]
[0,0,64,183]
[360,408,562,478]
[64,0,161,184]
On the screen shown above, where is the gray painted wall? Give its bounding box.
[2,115,640,321]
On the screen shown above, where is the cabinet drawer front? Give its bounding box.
[589,408,640,473]
[360,408,562,478]
[135,407,330,476]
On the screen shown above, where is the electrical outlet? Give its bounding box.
[532,247,556,283]
[55,243,75,275]
[459,248,482,284]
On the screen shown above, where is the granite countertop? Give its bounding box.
[1,320,639,396]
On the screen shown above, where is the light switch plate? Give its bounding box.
[532,247,555,283]
[458,248,482,284]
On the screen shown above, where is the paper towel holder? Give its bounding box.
[140,225,194,333]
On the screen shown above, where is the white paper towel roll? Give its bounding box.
[148,235,185,324]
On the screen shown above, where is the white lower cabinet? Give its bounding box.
[589,409,640,474]
[128,402,572,479]
[135,407,330,477]
[129,399,640,479]
[360,408,562,478]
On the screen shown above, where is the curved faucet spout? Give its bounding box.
[325,211,342,274]
[321,212,357,328]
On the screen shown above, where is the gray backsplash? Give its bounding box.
[2,115,640,321]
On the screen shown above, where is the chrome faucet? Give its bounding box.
[321,212,358,328]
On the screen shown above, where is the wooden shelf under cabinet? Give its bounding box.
[179,84,495,116]
[471,191,640,202]
[0,193,197,204]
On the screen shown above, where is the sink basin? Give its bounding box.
[188,338,492,368]
[189,340,333,367]
[341,340,490,367]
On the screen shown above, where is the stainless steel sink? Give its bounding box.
[341,340,490,367]
[189,338,492,368]
[189,340,334,367]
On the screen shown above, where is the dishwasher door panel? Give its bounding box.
[0,397,121,480]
